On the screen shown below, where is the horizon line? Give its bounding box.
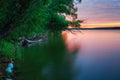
[67,27,120,30]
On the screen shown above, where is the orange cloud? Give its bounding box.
[81,22,120,28]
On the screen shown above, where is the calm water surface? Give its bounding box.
[63,30,120,80]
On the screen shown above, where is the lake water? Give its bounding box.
[62,30,120,80]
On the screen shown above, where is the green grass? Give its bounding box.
[0,40,14,57]
[0,40,22,60]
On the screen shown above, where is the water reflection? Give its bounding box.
[62,30,120,80]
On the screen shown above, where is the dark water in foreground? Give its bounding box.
[63,30,120,80]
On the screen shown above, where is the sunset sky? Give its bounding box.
[77,0,120,28]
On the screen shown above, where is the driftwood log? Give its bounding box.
[18,34,48,47]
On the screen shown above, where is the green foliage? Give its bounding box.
[46,0,82,31]
[9,6,50,40]
[5,0,51,40]
[48,0,72,14]
[0,0,11,29]
[49,0,81,14]
[0,40,22,60]
[0,40,15,57]
[68,20,83,27]
[49,3,70,14]
[0,0,82,40]
[46,13,68,31]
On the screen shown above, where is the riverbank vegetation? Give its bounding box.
[0,0,82,79]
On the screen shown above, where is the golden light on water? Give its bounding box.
[62,30,120,52]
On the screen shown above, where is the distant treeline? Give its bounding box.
[67,27,120,30]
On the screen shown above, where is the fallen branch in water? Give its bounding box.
[18,33,48,47]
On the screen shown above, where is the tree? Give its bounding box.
[0,0,82,40]
[46,0,82,34]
